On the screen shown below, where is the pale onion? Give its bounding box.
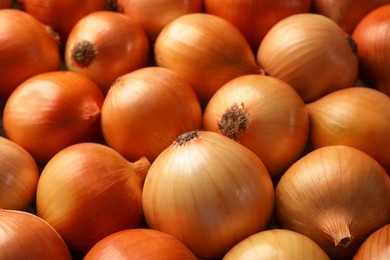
[307,87,390,172]
[223,229,330,260]
[154,13,263,106]
[142,130,275,259]
[353,4,390,96]
[204,0,312,51]
[84,228,198,259]
[36,142,151,255]
[275,145,390,260]
[3,71,104,163]
[101,66,202,163]
[353,224,390,260]
[0,209,72,259]
[117,0,203,43]
[203,74,309,179]
[257,13,359,103]
[0,9,60,101]
[65,11,150,94]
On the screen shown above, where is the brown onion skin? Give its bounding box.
[353,224,390,260]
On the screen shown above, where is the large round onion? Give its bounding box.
[353,224,390,259]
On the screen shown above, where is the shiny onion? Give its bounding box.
[0,9,60,101]
[275,145,390,260]
[84,228,198,259]
[36,142,151,254]
[0,209,72,259]
[353,4,390,96]
[101,67,202,162]
[204,0,312,51]
[257,13,359,103]
[154,13,263,106]
[307,87,390,172]
[65,11,150,94]
[353,224,390,260]
[223,229,330,260]
[142,130,275,259]
[3,71,104,163]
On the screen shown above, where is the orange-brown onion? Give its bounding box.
[84,228,198,260]
[352,4,390,96]
[203,74,309,179]
[36,142,151,255]
[204,0,312,51]
[0,209,72,259]
[307,87,390,172]
[0,136,39,211]
[275,145,390,260]
[154,13,263,106]
[142,130,275,259]
[3,71,104,163]
[117,0,203,43]
[353,224,390,260]
[65,11,150,95]
[101,67,202,163]
[257,13,359,103]
[0,9,60,101]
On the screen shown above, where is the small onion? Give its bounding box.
[257,13,359,102]
[142,130,275,259]
[36,142,151,254]
[275,145,390,260]
[353,224,390,260]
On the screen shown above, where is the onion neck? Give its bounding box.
[218,103,250,140]
[71,40,98,68]
[320,213,353,247]
[131,157,151,187]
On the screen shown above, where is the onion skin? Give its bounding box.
[353,224,390,260]
[275,145,390,260]
[0,0,12,8]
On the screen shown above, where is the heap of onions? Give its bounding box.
[257,13,359,103]
[203,74,309,179]
[142,130,275,259]
[353,224,390,259]
[275,145,390,260]
[36,142,151,254]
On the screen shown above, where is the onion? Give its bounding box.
[307,87,390,172]
[352,4,390,96]
[84,228,198,259]
[3,71,104,163]
[223,229,330,260]
[101,66,202,163]
[353,224,390,259]
[154,13,263,106]
[36,142,151,254]
[142,130,275,259]
[0,0,12,8]
[275,145,390,260]
[65,11,150,94]
[0,9,60,101]
[0,209,72,259]
[257,13,359,103]
[203,74,309,179]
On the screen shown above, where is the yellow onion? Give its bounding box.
[142,130,275,259]
[275,145,390,260]
[223,229,330,260]
[36,142,151,255]
[154,13,263,106]
[307,87,390,172]
[203,74,309,179]
[353,224,390,260]
[257,13,359,102]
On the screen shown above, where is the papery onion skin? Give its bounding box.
[142,130,275,259]
[353,224,390,260]
[84,228,198,260]
[36,142,151,254]
[0,209,72,260]
[275,145,390,260]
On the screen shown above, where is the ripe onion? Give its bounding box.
[257,13,359,102]
[307,87,390,172]
[3,71,104,163]
[36,142,151,254]
[353,224,390,260]
[142,130,275,259]
[65,11,150,94]
[275,145,390,260]
[0,209,72,259]
[154,13,263,105]
[101,66,202,163]
[84,228,198,259]
[203,74,309,179]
